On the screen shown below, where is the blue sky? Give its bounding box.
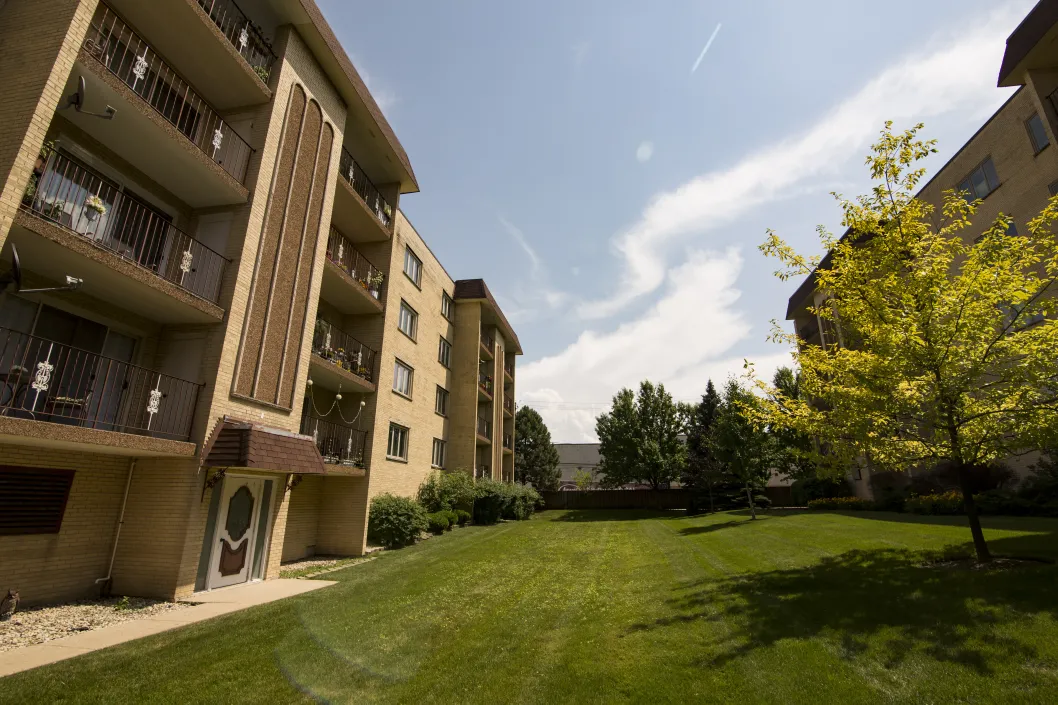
[319,0,1036,441]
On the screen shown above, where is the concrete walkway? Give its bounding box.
[0,579,335,679]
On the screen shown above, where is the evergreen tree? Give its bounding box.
[514,407,561,491]
[683,380,726,512]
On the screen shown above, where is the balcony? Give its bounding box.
[21,149,227,304]
[195,0,276,81]
[475,465,491,480]
[332,147,394,242]
[320,228,385,315]
[478,372,494,401]
[309,319,377,394]
[476,416,492,444]
[300,414,367,470]
[67,4,251,207]
[503,396,514,417]
[503,434,513,452]
[0,327,200,443]
[102,0,272,110]
[480,330,495,359]
[504,360,514,381]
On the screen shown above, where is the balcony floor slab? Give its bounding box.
[0,415,197,457]
[308,355,376,395]
[319,260,384,315]
[331,177,391,243]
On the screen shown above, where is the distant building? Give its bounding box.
[555,443,602,490]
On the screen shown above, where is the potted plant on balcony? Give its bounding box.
[84,194,107,222]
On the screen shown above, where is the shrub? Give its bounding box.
[443,509,459,530]
[417,470,477,513]
[807,496,875,511]
[474,479,506,525]
[456,509,472,526]
[905,490,964,515]
[426,512,450,535]
[368,493,428,548]
[791,476,853,506]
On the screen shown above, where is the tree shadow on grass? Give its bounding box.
[546,509,686,522]
[628,537,1058,676]
[678,519,766,536]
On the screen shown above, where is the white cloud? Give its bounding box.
[690,22,722,74]
[576,5,1026,320]
[518,249,794,442]
[636,141,654,163]
[498,216,566,323]
[356,60,398,114]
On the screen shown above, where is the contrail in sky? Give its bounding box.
[691,22,722,73]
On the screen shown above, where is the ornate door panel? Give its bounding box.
[208,477,265,589]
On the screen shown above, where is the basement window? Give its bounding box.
[0,467,75,535]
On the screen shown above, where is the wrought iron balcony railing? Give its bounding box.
[84,4,254,183]
[475,465,491,480]
[325,228,384,299]
[503,396,514,415]
[480,330,495,356]
[478,372,494,397]
[22,149,228,303]
[195,0,276,80]
[0,327,200,441]
[338,147,393,229]
[477,415,492,440]
[300,414,367,467]
[311,319,377,384]
[503,434,513,450]
[504,361,514,379]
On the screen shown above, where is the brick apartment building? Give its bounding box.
[0,0,520,605]
[786,0,1058,499]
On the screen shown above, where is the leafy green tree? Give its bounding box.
[596,381,687,489]
[711,380,776,519]
[683,380,725,512]
[769,367,816,481]
[758,122,1058,561]
[572,468,594,491]
[514,407,561,491]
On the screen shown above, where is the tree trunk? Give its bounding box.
[957,465,992,563]
[746,485,757,520]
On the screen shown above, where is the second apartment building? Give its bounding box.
[0,0,520,605]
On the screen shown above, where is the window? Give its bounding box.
[0,467,75,535]
[398,300,418,340]
[956,158,1000,203]
[435,386,449,416]
[438,336,452,367]
[404,246,422,287]
[1027,113,1050,154]
[441,292,454,320]
[393,359,413,397]
[432,439,446,468]
[387,423,409,461]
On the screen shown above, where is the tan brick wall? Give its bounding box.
[449,301,483,476]
[0,0,96,250]
[316,474,369,555]
[0,443,127,606]
[365,211,454,503]
[281,474,322,561]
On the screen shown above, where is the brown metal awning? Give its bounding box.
[201,417,325,475]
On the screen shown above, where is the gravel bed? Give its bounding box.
[279,555,349,573]
[0,597,192,652]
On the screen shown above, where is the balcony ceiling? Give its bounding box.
[307,356,375,395]
[61,65,248,209]
[4,228,224,325]
[105,0,271,110]
[319,262,384,315]
[331,180,391,243]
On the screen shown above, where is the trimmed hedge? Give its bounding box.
[474,480,542,525]
[807,496,876,511]
[427,512,451,535]
[418,470,477,513]
[809,489,1058,517]
[455,509,472,526]
[368,493,428,548]
[905,490,963,515]
[442,509,459,530]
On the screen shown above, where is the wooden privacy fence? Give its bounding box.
[541,487,797,511]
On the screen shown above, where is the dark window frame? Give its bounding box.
[1026,113,1050,155]
[403,246,423,288]
[435,385,449,416]
[956,157,1000,203]
[0,467,75,535]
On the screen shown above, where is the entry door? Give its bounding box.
[209,477,266,589]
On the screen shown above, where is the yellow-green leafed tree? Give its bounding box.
[757,123,1058,562]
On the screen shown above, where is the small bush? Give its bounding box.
[905,490,964,515]
[474,479,506,525]
[442,509,459,530]
[417,472,445,513]
[791,476,853,506]
[807,496,875,511]
[456,509,472,526]
[368,493,428,548]
[418,470,477,513]
[751,494,771,510]
[427,512,450,535]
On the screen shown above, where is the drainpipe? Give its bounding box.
[96,458,136,592]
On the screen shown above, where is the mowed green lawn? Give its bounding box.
[4,510,1058,704]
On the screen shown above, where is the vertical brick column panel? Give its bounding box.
[0,0,98,248]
